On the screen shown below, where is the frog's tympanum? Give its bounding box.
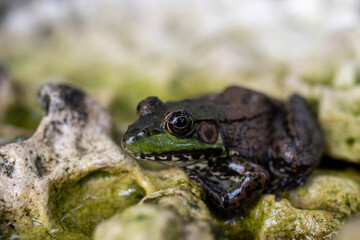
[121,87,322,217]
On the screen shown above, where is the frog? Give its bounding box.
[121,86,322,217]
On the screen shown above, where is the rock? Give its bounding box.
[222,170,360,239]
[94,205,216,240]
[94,187,222,240]
[139,187,212,222]
[94,205,183,240]
[285,170,360,216]
[0,83,143,238]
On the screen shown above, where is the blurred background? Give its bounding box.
[0,0,360,161]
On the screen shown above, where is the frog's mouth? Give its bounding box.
[131,149,226,162]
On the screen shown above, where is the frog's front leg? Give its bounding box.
[268,95,322,197]
[185,157,269,217]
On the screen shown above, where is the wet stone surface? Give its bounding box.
[95,187,224,240]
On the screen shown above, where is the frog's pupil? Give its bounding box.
[174,117,187,128]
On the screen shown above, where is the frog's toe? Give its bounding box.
[266,175,309,201]
[264,178,284,199]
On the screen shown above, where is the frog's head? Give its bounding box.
[121,96,227,166]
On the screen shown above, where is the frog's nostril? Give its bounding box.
[142,128,151,136]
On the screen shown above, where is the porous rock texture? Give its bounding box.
[0,83,142,237]
[94,187,221,240]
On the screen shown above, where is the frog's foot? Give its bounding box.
[185,157,270,218]
[265,175,309,201]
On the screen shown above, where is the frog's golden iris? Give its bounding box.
[165,109,194,137]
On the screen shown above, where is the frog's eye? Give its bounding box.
[165,110,194,137]
[137,97,162,116]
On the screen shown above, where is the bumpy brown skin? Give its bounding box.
[183,87,322,217]
[124,86,322,218]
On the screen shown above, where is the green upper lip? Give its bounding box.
[133,150,208,157]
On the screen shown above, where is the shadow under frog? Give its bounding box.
[121,86,322,217]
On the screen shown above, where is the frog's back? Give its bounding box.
[201,86,280,163]
[202,86,279,121]
[166,86,279,120]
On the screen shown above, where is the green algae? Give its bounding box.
[2,171,146,240]
[285,171,360,215]
[219,170,360,239]
[9,168,201,239]
[321,115,360,163]
[221,195,341,240]
[95,187,225,240]
[50,171,146,237]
